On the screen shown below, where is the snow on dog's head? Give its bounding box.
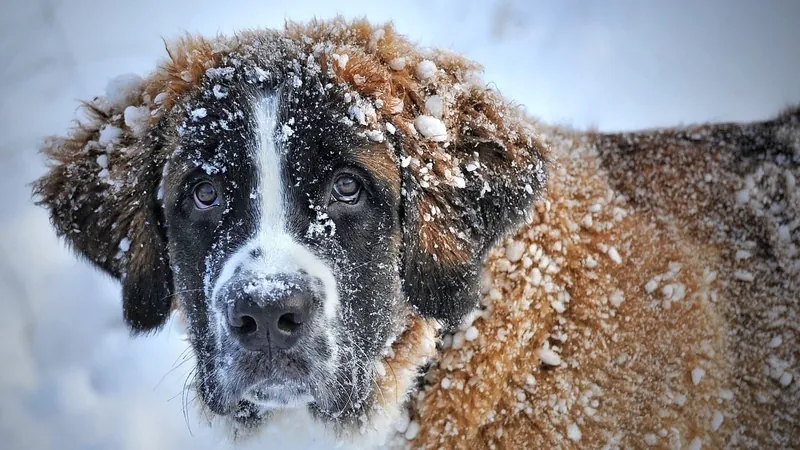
[33,17,547,444]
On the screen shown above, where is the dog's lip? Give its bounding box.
[232,399,264,424]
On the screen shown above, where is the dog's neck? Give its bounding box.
[397,126,635,445]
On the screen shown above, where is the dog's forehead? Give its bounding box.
[162,77,401,202]
[169,75,385,172]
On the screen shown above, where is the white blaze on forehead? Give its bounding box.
[209,92,339,321]
[254,93,285,232]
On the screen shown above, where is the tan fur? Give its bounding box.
[145,34,225,112]
[417,199,473,264]
[355,144,403,195]
[407,123,799,449]
[376,316,439,410]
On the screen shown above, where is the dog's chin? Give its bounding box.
[226,383,315,426]
[244,382,315,410]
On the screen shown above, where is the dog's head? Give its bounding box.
[33,18,546,440]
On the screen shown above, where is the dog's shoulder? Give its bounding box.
[406,109,800,449]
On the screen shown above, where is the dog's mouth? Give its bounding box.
[199,354,376,427]
[195,346,320,418]
[201,376,318,427]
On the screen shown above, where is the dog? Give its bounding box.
[33,17,798,449]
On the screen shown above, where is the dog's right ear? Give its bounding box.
[32,95,174,334]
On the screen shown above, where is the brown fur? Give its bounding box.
[376,316,439,410]
[406,117,799,449]
[354,144,403,196]
[146,34,225,112]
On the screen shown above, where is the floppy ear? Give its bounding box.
[398,99,548,327]
[32,100,173,334]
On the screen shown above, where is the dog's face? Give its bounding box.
[33,22,547,438]
[163,73,407,421]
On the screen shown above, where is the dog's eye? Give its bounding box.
[332,175,361,204]
[193,181,219,209]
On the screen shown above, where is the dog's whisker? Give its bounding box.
[154,346,195,391]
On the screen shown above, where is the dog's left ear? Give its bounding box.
[33,102,173,334]
[398,100,548,328]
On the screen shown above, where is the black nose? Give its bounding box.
[226,276,315,351]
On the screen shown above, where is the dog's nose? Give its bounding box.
[226,277,314,351]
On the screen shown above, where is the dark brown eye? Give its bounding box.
[332,175,361,204]
[193,181,219,209]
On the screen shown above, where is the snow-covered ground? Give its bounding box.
[0,1,798,449]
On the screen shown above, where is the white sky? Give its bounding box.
[0,1,798,449]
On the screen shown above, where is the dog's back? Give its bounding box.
[405,109,800,449]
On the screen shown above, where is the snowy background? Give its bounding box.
[1,1,798,449]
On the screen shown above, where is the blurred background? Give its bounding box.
[0,1,798,449]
